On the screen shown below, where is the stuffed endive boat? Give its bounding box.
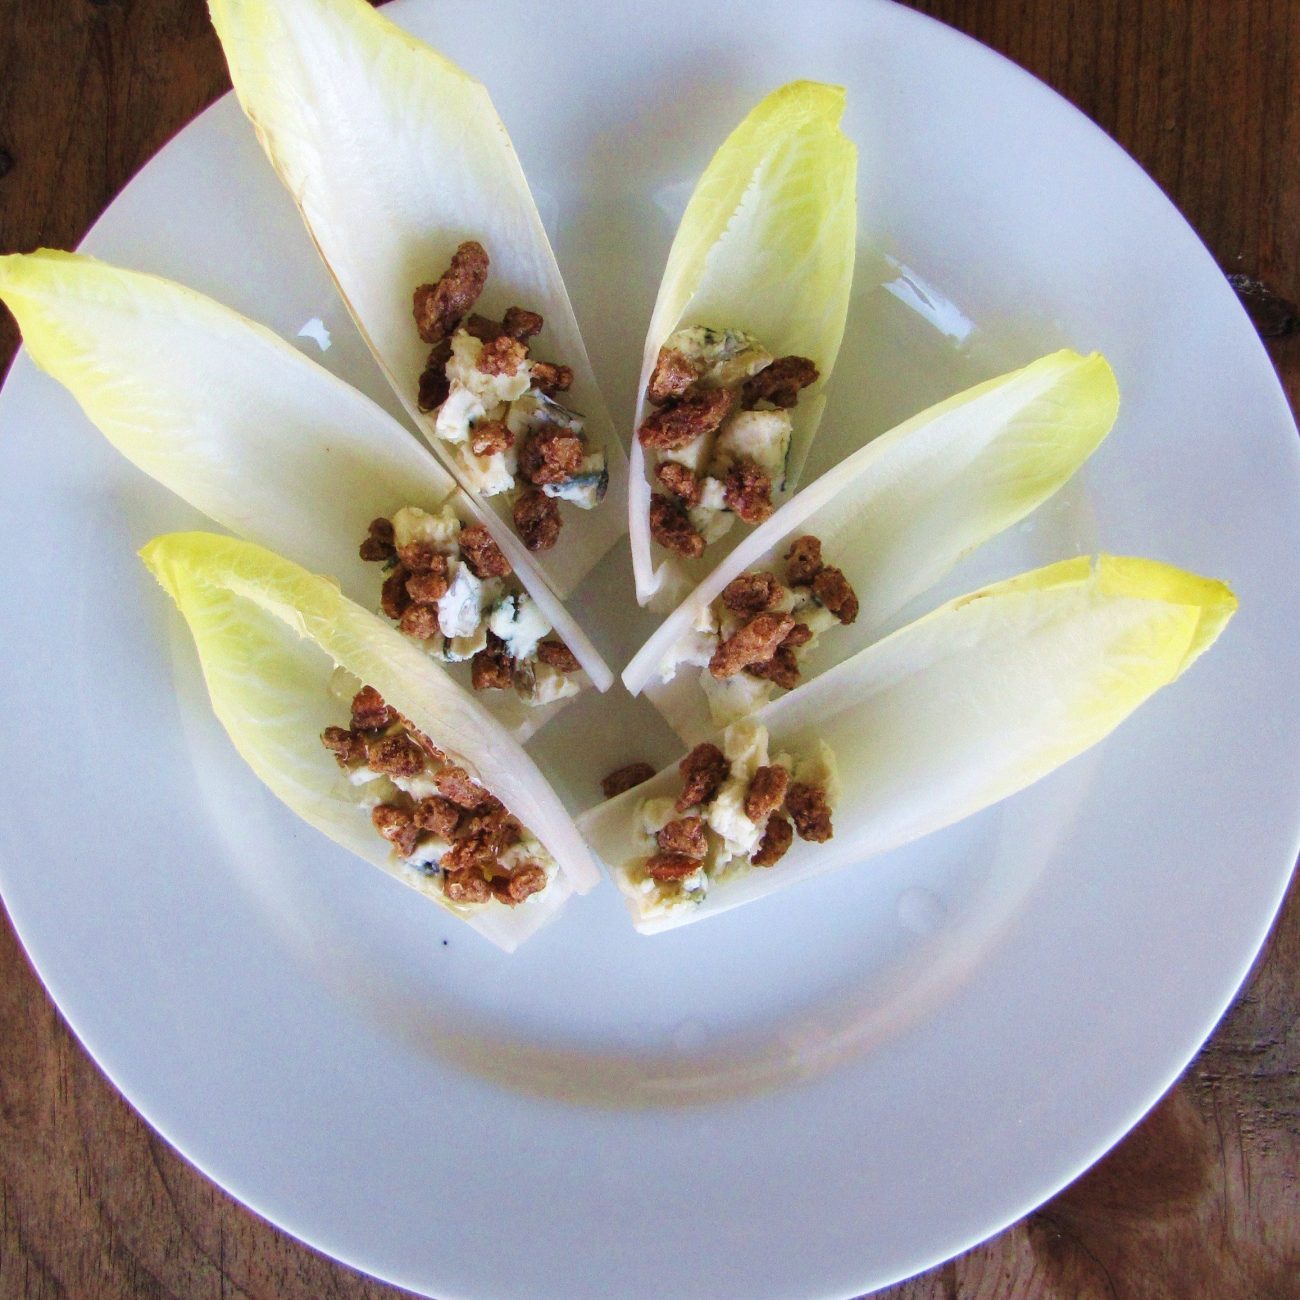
[143,533,599,951]
[581,556,1236,933]
[629,81,858,609]
[624,350,1120,744]
[0,250,612,740]
[208,0,627,596]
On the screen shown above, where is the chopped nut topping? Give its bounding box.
[458,524,513,578]
[395,538,440,572]
[646,347,700,405]
[720,570,784,614]
[782,622,813,649]
[656,816,707,858]
[442,836,497,874]
[648,493,706,558]
[601,762,656,799]
[536,639,580,673]
[436,766,496,811]
[655,460,702,506]
[637,387,733,451]
[321,726,365,767]
[350,685,396,732]
[751,814,793,867]
[399,603,441,641]
[471,638,515,691]
[366,733,428,778]
[744,765,790,822]
[676,743,730,812]
[811,566,859,625]
[722,461,773,524]
[502,306,544,340]
[359,517,396,562]
[416,338,453,412]
[413,796,461,838]
[746,645,801,690]
[372,803,421,857]
[405,560,451,604]
[413,241,489,344]
[444,867,492,904]
[513,489,562,551]
[381,565,412,620]
[529,362,573,395]
[477,333,528,377]
[742,355,818,409]
[784,536,823,587]
[490,863,548,905]
[470,420,514,458]
[520,426,584,486]
[708,612,796,679]
[645,852,705,882]
[786,781,833,842]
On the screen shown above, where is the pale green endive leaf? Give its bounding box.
[581,554,1236,933]
[209,0,627,598]
[143,532,601,951]
[625,349,1120,742]
[631,80,858,605]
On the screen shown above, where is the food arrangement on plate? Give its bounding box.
[0,0,1237,951]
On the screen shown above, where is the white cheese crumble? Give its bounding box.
[664,326,772,389]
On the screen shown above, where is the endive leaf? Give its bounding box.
[630,80,858,606]
[580,555,1236,933]
[625,350,1120,743]
[0,249,613,735]
[142,532,601,951]
[208,0,627,598]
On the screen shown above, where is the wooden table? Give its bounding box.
[1,2,1296,1296]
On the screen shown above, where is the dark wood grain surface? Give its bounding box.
[1,2,1297,1297]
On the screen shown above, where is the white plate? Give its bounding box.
[2,2,1298,1297]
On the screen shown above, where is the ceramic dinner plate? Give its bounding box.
[1,2,1298,1297]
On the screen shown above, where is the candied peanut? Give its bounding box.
[746,645,800,691]
[784,536,823,586]
[413,241,489,344]
[490,863,548,905]
[723,461,773,524]
[720,571,783,614]
[413,796,461,838]
[676,743,730,812]
[655,460,701,506]
[443,867,491,904]
[381,565,412,620]
[536,639,580,672]
[359,517,396,562]
[478,334,528,377]
[513,489,562,551]
[405,560,451,604]
[529,362,573,394]
[782,622,813,649]
[372,804,421,857]
[471,642,514,691]
[708,612,795,680]
[811,565,859,625]
[741,355,818,409]
[321,726,364,767]
[645,852,704,882]
[502,306,544,339]
[648,493,705,559]
[751,814,793,867]
[350,685,395,732]
[656,816,707,858]
[399,603,441,641]
[786,782,833,842]
[601,762,656,799]
[436,766,495,810]
[470,420,514,458]
[416,337,453,412]
[366,734,427,778]
[744,765,789,822]
[646,347,699,405]
[458,524,513,578]
[519,427,584,486]
[637,387,733,451]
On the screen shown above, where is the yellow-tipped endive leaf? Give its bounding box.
[624,350,1120,743]
[142,533,600,952]
[630,80,858,607]
[0,250,613,738]
[581,555,1235,934]
[208,0,627,598]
